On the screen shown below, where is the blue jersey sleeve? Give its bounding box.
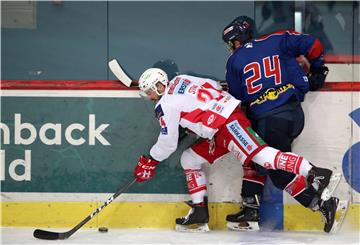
[285,58,309,95]
[281,31,325,68]
[226,55,244,101]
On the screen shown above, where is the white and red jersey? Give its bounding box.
[150,75,241,161]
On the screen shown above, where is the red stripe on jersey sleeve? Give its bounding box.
[307,38,324,61]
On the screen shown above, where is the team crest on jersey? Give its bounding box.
[155,104,168,135]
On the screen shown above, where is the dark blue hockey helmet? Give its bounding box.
[222,16,255,48]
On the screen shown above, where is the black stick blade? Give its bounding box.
[33,229,63,240]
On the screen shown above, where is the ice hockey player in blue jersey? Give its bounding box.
[222,16,340,233]
[224,16,329,119]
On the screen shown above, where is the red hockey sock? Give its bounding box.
[185,169,207,204]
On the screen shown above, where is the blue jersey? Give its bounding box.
[225,30,324,119]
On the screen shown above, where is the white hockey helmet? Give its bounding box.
[138,68,168,97]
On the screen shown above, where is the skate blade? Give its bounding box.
[226,221,259,231]
[175,223,210,233]
[330,199,349,234]
[321,173,342,201]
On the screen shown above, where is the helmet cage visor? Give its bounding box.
[139,80,167,97]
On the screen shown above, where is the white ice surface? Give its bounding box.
[1,228,359,245]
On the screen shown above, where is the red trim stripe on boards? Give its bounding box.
[0,80,137,90]
[0,80,359,91]
[325,55,360,64]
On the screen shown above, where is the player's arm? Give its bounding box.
[283,31,329,91]
[225,56,244,99]
[134,101,181,182]
[150,102,180,162]
[283,30,324,66]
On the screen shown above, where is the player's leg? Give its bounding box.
[231,167,341,233]
[251,142,339,200]
[176,146,208,231]
[226,165,265,231]
[175,139,229,232]
[215,108,267,230]
[259,104,337,200]
[262,106,333,203]
[248,116,338,201]
[252,110,304,230]
[222,108,339,200]
[248,107,312,177]
[260,108,340,232]
[227,108,298,231]
[226,109,296,231]
[271,170,340,233]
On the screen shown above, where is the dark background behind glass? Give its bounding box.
[1,1,358,80]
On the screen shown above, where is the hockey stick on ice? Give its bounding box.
[108,59,138,87]
[33,178,137,240]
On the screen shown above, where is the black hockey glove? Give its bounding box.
[308,65,329,91]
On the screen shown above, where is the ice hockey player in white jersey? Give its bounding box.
[133,68,340,232]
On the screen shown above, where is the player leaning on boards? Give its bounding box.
[222,16,339,233]
[132,68,339,232]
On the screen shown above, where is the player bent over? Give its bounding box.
[133,68,339,232]
[221,16,340,233]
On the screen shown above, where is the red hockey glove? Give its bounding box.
[134,155,159,182]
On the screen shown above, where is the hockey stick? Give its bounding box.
[33,178,137,240]
[108,59,138,87]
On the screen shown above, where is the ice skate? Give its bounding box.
[175,199,209,232]
[318,197,339,233]
[226,195,260,231]
[322,198,349,234]
[307,166,341,201]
